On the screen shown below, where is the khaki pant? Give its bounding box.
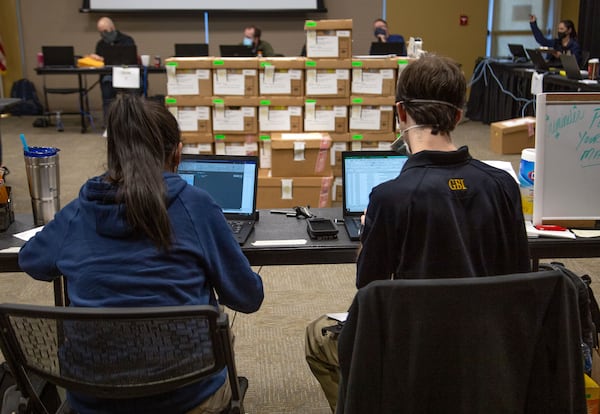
[185,375,232,414]
[305,315,341,413]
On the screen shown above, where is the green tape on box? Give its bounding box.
[352,134,364,140]
[213,60,224,66]
[352,61,363,67]
[260,100,271,106]
[215,134,226,140]
[305,21,317,27]
[352,98,363,104]
[165,98,177,104]
[305,61,317,67]
[260,62,272,67]
[305,99,317,104]
[166,61,178,67]
[260,135,271,141]
[398,59,409,65]
[213,99,224,105]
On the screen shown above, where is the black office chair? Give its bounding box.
[337,270,586,414]
[0,304,247,414]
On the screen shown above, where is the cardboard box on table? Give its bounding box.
[165,57,213,97]
[212,58,259,96]
[257,168,333,209]
[351,57,398,96]
[349,96,396,133]
[165,96,213,135]
[304,19,353,59]
[258,57,305,96]
[304,59,351,98]
[180,132,214,155]
[490,117,536,154]
[270,132,332,177]
[304,97,350,134]
[213,134,259,156]
[211,97,260,135]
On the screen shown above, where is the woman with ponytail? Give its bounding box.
[19,94,263,414]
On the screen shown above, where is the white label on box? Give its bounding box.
[304,110,336,131]
[334,106,348,117]
[307,35,339,57]
[167,73,199,95]
[331,176,342,201]
[196,106,210,120]
[168,106,178,118]
[242,107,255,117]
[305,101,316,119]
[225,142,247,156]
[381,69,394,79]
[293,141,306,160]
[259,106,269,119]
[245,141,258,153]
[196,69,210,80]
[306,72,338,95]
[336,69,349,80]
[260,72,292,94]
[243,69,257,76]
[281,178,293,200]
[352,71,383,94]
[263,65,275,82]
[178,107,199,131]
[212,109,244,131]
[215,141,226,154]
[378,142,392,150]
[112,66,140,89]
[260,108,291,131]
[289,69,302,80]
[350,108,381,130]
[331,142,347,165]
[213,73,245,95]
[260,140,272,169]
[289,106,302,116]
[337,30,351,37]
[182,143,212,154]
[351,141,362,151]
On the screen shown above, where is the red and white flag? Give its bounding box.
[0,36,7,74]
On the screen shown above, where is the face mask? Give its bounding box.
[557,31,567,40]
[101,30,118,44]
[243,37,253,47]
[374,27,387,38]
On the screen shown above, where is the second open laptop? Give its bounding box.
[526,48,561,72]
[560,54,587,80]
[177,154,259,245]
[103,45,138,66]
[41,46,75,67]
[369,42,406,56]
[341,151,408,241]
[174,43,209,57]
[219,45,254,57]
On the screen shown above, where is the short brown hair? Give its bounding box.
[396,54,466,134]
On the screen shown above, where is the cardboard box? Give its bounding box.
[257,169,333,208]
[349,96,396,133]
[586,374,599,414]
[490,117,536,154]
[305,59,351,97]
[270,132,332,177]
[212,58,259,96]
[165,96,213,134]
[348,132,396,151]
[304,97,350,133]
[329,135,350,176]
[212,97,260,134]
[259,57,305,96]
[214,134,258,156]
[351,57,398,96]
[258,97,304,132]
[165,58,213,97]
[304,19,352,59]
[180,132,214,155]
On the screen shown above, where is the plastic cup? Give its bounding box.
[23,147,60,225]
[140,54,150,66]
[588,58,599,80]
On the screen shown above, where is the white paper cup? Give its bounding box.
[140,54,150,66]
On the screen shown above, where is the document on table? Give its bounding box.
[326,312,348,323]
[14,226,44,241]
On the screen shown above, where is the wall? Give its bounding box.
[0,0,23,97]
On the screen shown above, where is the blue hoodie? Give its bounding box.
[19,172,264,414]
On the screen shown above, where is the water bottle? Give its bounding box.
[518,148,535,221]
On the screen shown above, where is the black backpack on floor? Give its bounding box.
[9,78,44,116]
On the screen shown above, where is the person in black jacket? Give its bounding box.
[305,54,531,413]
[89,17,136,122]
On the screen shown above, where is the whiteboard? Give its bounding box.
[533,93,600,225]
[85,0,325,11]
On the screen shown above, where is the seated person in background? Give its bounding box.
[305,54,531,413]
[241,25,275,57]
[18,94,264,414]
[89,17,136,122]
[529,14,582,66]
[373,18,406,55]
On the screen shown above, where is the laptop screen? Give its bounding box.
[103,45,138,66]
[342,151,408,215]
[41,46,75,67]
[369,42,405,56]
[177,155,258,216]
[174,43,209,57]
[219,45,255,57]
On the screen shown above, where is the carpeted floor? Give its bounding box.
[0,114,599,413]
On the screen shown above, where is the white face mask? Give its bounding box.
[242,37,253,46]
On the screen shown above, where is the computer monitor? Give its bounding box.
[369,42,406,56]
[174,43,209,57]
[219,45,254,57]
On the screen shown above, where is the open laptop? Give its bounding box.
[219,45,254,57]
[369,42,406,56]
[174,43,209,57]
[341,151,408,241]
[103,45,138,66]
[560,54,587,80]
[41,46,75,67]
[177,154,259,245]
[507,44,528,62]
[526,48,561,72]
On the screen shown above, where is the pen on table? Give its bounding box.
[534,225,568,231]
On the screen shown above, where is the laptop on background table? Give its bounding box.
[177,154,259,245]
[219,45,254,57]
[369,42,406,56]
[41,46,75,67]
[507,44,529,62]
[560,54,587,80]
[102,45,138,66]
[526,48,561,72]
[174,43,209,57]
[341,151,408,241]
